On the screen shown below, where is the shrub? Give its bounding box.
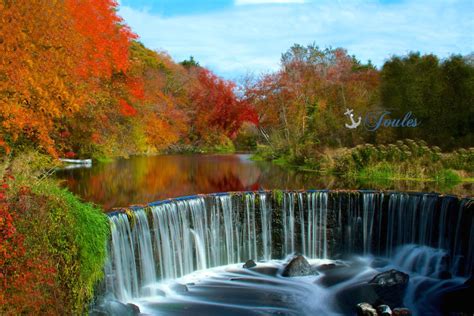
[328,140,472,182]
[0,152,109,314]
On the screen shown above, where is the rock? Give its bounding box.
[282,255,312,277]
[90,299,140,316]
[356,302,377,316]
[126,303,141,315]
[336,283,380,314]
[392,307,412,315]
[368,269,409,308]
[438,270,452,280]
[243,259,256,269]
[377,304,392,315]
[369,269,409,287]
[316,263,369,287]
[316,263,337,272]
[335,269,409,313]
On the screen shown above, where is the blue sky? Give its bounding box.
[118,0,474,80]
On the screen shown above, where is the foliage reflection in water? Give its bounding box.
[56,154,473,209]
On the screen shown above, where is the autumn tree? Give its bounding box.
[0,0,84,156]
[0,0,137,157]
[246,44,379,163]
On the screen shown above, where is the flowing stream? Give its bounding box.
[102,191,473,315]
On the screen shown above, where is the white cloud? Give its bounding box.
[118,0,474,80]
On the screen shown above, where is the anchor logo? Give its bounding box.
[344,108,361,129]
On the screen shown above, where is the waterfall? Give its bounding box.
[393,244,449,277]
[106,191,473,301]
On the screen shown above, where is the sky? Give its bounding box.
[118,0,474,80]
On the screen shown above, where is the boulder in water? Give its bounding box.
[392,307,412,315]
[282,255,312,277]
[369,269,409,287]
[356,302,377,316]
[243,259,257,269]
[90,299,140,316]
[377,304,392,315]
[336,269,409,313]
[315,263,337,272]
[126,304,141,315]
[368,269,409,307]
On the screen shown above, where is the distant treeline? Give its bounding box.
[245,44,473,165]
[0,1,471,162]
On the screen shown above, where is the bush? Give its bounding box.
[328,140,472,182]
[0,152,109,315]
[433,169,461,183]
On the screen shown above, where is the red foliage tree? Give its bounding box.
[190,68,258,140]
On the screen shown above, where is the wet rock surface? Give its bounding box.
[369,269,409,287]
[356,302,377,316]
[368,270,409,307]
[90,297,141,316]
[243,259,257,269]
[282,255,312,277]
[335,269,409,313]
[376,304,392,315]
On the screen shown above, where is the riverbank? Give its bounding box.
[0,151,109,314]
[253,139,474,185]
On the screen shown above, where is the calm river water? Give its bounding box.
[55,154,472,209]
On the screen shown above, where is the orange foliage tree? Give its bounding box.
[0,0,84,156]
[0,0,258,158]
[245,44,379,155]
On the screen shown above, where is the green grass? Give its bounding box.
[31,179,110,312]
[95,156,114,163]
[358,163,395,180]
[433,169,462,183]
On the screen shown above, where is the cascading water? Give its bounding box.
[102,191,473,315]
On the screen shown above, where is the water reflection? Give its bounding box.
[55,154,472,210]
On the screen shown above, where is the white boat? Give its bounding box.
[59,158,92,165]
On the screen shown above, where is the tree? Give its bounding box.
[188,68,258,143]
[380,53,473,148]
[246,44,379,162]
[180,56,200,69]
[0,0,84,156]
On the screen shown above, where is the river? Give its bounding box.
[55,154,472,210]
